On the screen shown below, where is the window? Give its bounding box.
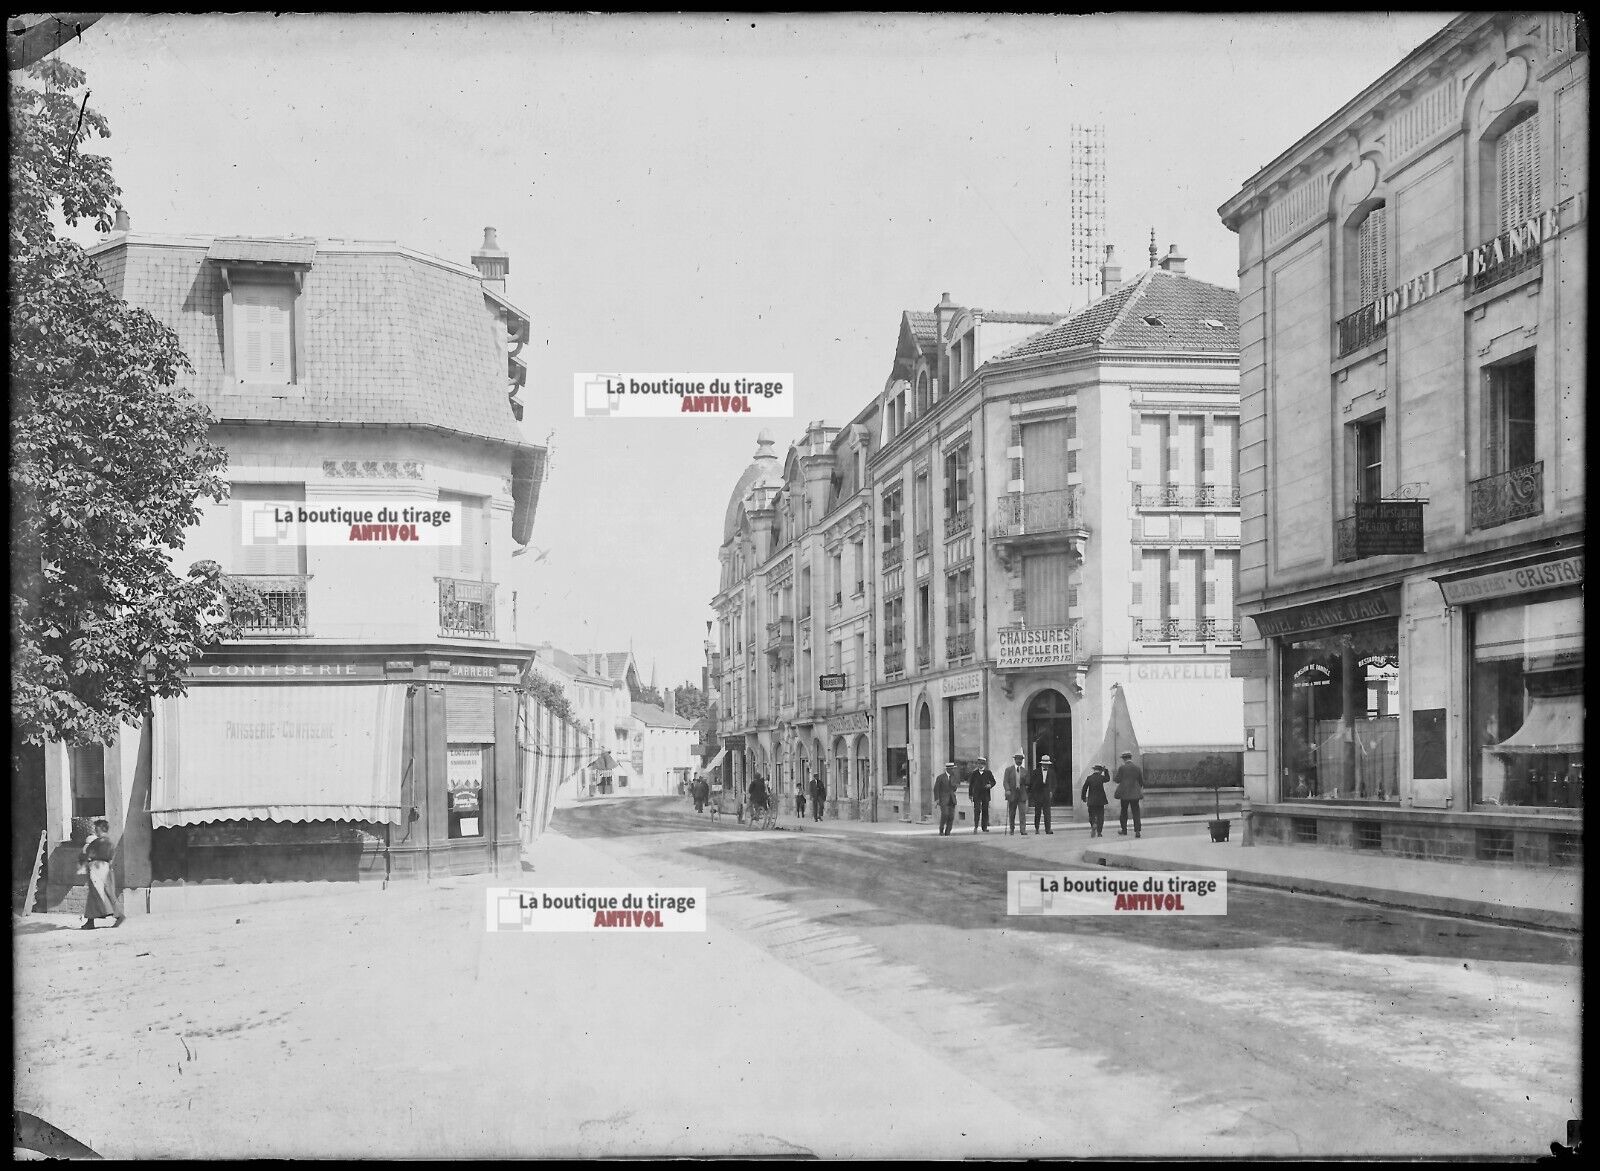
[852,540,865,594]
[1137,551,1168,639]
[1469,593,1581,810]
[883,595,905,674]
[884,705,909,788]
[853,633,866,694]
[1023,553,1070,627]
[1495,109,1541,234]
[1211,416,1239,502]
[915,371,930,416]
[230,482,307,576]
[799,567,812,618]
[915,583,930,664]
[946,566,974,658]
[69,744,106,820]
[1176,550,1204,636]
[233,281,297,385]
[437,492,489,581]
[1137,414,1170,502]
[1350,416,1383,504]
[881,487,904,557]
[1214,551,1240,639]
[1279,620,1401,803]
[1356,205,1387,306]
[1485,354,1536,475]
[944,443,971,526]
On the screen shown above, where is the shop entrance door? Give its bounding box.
[917,702,934,818]
[1026,690,1073,806]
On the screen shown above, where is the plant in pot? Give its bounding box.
[1194,754,1232,842]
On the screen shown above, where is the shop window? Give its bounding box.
[447,745,485,838]
[1280,619,1401,802]
[883,704,909,787]
[1469,593,1582,810]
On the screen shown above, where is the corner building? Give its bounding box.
[1218,12,1585,865]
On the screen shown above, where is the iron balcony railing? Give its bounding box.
[915,644,931,667]
[437,577,496,638]
[945,507,972,537]
[1133,483,1241,509]
[1133,618,1243,643]
[913,529,931,555]
[993,485,1085,536]
[882,542,904,569]
[1336,302,1385,357]
[228,574,310,635]
[884,648,905,675]
[1470,246,1540,295]
[765,616,794,651]
[1470,461,1544,529]
[947,630,975,659]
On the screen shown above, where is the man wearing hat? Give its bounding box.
[966,756,996,833]
[933,761,961,836]
[1029,755,1055,834]
[1113,750,1145,837]
[1002,752,1029,835]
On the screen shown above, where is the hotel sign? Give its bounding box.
[1352,501,1424,557]
[997,624,1082,669]
[1366,197,1583,325]
[1250,587,1401,639]
[1437,553,1584,607]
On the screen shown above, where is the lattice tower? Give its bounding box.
[1069,124,1107,310]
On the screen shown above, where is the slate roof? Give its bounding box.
[90,236,528,447]
[905,310,939,349]
[632,702,697,730]
[994,269,1239,362]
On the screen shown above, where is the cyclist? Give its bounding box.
[747,774,770,821]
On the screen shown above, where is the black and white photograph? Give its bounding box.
[10,11,1583,1160]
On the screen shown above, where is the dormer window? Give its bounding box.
[234,282,296,384]
[208,237,315,389]
[1142,313,1165,327]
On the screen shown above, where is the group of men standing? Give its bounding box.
[930,751,1147,838]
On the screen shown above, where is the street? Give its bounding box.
[16,795,1577,1159]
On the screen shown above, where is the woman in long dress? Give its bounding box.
[79,819,125,929]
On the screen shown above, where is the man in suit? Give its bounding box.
[933,761,960,836]
[812,774,826,821]
[966,756,996,833]
[1113,751,1145,837]
[1080,764,1111,837]
[1030,755,1056,835]
[1003,752,1029,835]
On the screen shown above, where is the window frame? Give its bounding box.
[218,262,309,388]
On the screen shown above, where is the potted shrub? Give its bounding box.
[1195,754,1232,842]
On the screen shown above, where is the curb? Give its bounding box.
[1077,848,1581,932]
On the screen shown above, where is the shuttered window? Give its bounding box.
[1021,419,1069,493]
[1023,553,1070,626]
[1497,110,1541,232]
[1175,416,1204,489]
[1177,551,1204,629]
[1357,206,1388,306]
[437,492,488,580]
[1212,416,1239,494]
[1214,551,1240,626]
[231,482,305,575]
[1141,552,1169,627]
[447,685,496,742]
[234,282,295,385]
[1138,415,1169,487]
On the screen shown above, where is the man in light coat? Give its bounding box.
[1003,753,1029,835]
[933,761,960,836]
[1113,751,1145,838]
[1029,755,1056,835]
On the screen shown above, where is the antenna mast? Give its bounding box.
[1069,123,1107,311]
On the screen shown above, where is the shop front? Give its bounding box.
[1115,662,1246,817]
[123,646,528,911]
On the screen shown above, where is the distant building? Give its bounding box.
[535,646,641,796]
[1218,12,1585,865]
[40,225,546,911]
[630,702,698,796]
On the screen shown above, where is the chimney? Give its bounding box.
[1148,228,1158,269]
[1099,244,1122,295]
[112,208,131,234]
[1159,244,1187,275]
[471,226,510,293]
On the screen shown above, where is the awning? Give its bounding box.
[1121,676,1245,754]
[588,751,621,772]
[1490,694,1583,755]
[150,684,407,828]
[697,748,728,776]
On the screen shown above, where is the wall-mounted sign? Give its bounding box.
[1352,501,1425,557]
[818,673,847,691]
[448,748,483,792]
[997,625,1081,669]
[1229,650,1271,679]
[183,660,384,680]
[831,711,871,734]
[1137,662,1230,680]
[941,670,983,696]
[1250,587,1400,638]
[1436,553,1583,607]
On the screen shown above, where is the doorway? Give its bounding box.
[916,702,933,818]
[1026,689,1073,805]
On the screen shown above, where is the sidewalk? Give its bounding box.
[660,800,1581,932]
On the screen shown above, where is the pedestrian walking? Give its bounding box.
[812,774,826,821]
[967,756,996,833]
[933,762,960,836]
[1113,751,1145,838]
[796,786,806,818]
[1003,752,1029,835]
[1080,764,1111,837]
[1030,756,1055,834]
[78,819,124,930]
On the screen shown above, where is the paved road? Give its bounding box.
[560,797,1580,1158]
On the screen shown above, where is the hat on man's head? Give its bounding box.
[1041,755,1052,764]
[1013,751,1025,759]
[1120,751,1134,759]
[976,755,987,762]
[945,760,957,767]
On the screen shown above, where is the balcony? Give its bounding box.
[884,649,905,676]
[947,630,974,659]
[437,577,495,639]
[913,529,931,556]
[992,487,1088,568]
[1336,303,1385,358]
[945,507,972,537]
[882,542,904,570]
[1133,483,1241,509]
[1471,461,1544,529]
[764,616,794,654]
[1470,247,1539,295]
[228,574,310,636]
[1133,618,1243,643]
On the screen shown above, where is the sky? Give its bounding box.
[52,12,1455,688]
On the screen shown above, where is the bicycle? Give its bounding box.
[747,796,778,830]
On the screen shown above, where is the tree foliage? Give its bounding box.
[524,671,576,724]
[671,684,708,722]
[10,58,233,747]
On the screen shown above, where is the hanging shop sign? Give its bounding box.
[1351,501,1425,557]
[818,673,847,691]
[831,711,871,734]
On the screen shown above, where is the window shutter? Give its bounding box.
[234,283,295,384]
[1357,206,1387,305]
[1023,553,1070,626]
[1020,419,1069,493]
[1497,111,1540,231]
[446,686,496,743]
[231,482,304,575]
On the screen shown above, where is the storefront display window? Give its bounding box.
[1470,594,1582,810]
[448,746,485,838]
[946,695,981,773]
[884,705,909,787]
[1279,620,1400,802]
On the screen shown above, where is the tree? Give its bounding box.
[671,684,708,722]
[10,58,233,748]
